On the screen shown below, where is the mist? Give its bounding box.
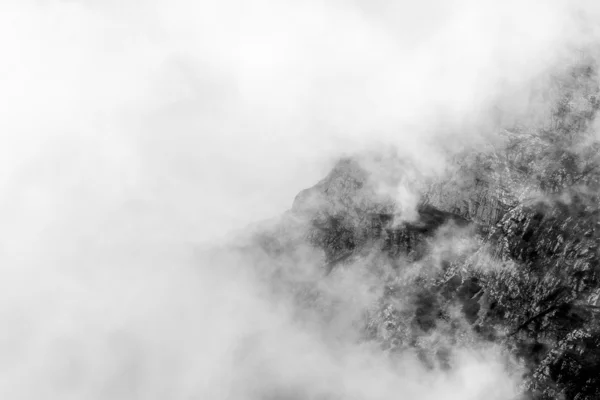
[1,0,599,398]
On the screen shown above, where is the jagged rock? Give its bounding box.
[279,154,600,398]
[290,157,473,272]
[477,193,600,399]
[245,57,600,400]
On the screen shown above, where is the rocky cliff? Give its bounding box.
[245,59,600,400]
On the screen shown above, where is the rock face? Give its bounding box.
[280,156,600,400]
[426,175,513,227]
[248,59,600,400]
[483,193,600,399]
[291,157,471,272]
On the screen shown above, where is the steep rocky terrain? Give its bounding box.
[245,60,600,400]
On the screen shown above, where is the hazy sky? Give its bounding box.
[1,0,593,242]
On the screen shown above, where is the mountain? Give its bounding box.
[241,59,600,400]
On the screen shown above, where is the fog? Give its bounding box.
[0,0,598,398]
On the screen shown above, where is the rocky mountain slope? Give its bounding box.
[244,59,600,400]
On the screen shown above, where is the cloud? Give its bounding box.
[0,0,599,398]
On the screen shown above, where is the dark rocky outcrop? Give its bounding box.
[246,59,600,400]
[281,156,600,399]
